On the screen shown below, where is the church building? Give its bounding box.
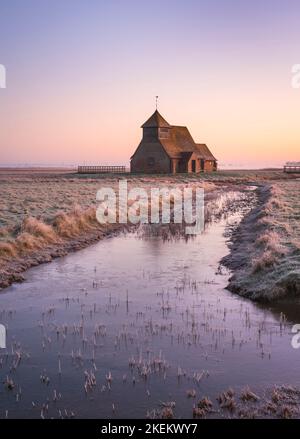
[130,110,217,174]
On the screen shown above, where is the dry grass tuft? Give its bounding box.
[0,242,17,258]
[53,206,97,238]
[22,217,57,243]
[161,407,174,419]
[252,251,278,273]
[241,386,260,402]
[16,232,44,252]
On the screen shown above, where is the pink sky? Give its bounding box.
[0,0,299,168]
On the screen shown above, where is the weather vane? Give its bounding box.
[155,96,159,110]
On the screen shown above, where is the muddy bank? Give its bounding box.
[222,184,300,302]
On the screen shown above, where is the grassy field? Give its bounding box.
[0,170,220,240]
[0,168,299,298]
[0,168,291,234]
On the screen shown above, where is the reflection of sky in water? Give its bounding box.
[0,212,300,419]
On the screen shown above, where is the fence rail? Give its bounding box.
[283,162,300,173]
[78,165,126,174]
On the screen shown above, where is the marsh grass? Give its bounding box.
[223,181,300,301]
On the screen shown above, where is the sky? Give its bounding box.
[0,0,299,168]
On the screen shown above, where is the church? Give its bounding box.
[130,110,217,174]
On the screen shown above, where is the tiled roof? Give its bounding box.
[195,143,217,161]
[160,126,216,161]
[160,126,195,158]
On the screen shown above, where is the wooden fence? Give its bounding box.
[283,162,300,173]
[78,166,126,174]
